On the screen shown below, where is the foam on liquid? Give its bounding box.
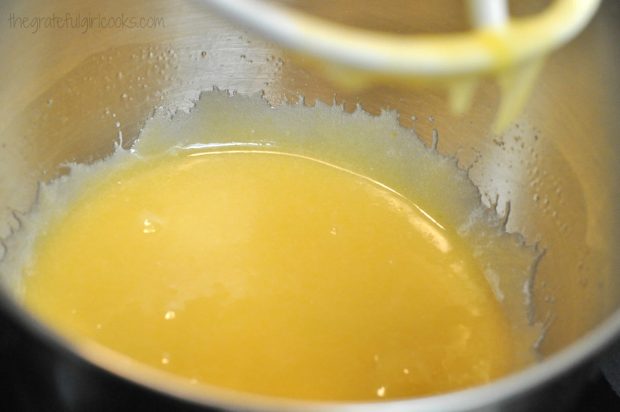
[1,91,540,401]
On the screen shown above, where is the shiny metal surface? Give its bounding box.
[0,0,619,411]
[197,0,600,76]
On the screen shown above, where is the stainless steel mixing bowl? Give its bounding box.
[0,0,619,411]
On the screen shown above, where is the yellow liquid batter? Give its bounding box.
[23,149,516,401]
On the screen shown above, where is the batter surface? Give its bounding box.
[23,149,516,400]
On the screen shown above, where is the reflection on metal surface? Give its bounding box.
[0,0,619,411]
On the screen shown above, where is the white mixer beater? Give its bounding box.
[200,0,601,131]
